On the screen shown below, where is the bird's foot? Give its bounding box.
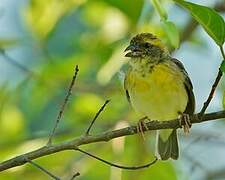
[179,113,191,134]
[137,116,150,140]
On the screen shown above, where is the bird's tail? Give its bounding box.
[155,129,179,160]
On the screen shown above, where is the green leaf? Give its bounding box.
[161,20,180,48]
[174,0,225,46]
[220,60,225,73]
[223,91,225,109]
[151,0,168,20]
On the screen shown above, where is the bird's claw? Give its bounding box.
[179,113,191,134]
[137,116,151,140]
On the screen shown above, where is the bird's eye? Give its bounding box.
[144,43,150,48]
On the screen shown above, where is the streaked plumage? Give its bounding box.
[124,33,195,160]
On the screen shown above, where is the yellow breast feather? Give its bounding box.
[125,62,188,121]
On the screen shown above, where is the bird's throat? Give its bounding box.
[129,57,159,74]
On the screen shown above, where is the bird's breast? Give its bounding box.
[126,63,188,120]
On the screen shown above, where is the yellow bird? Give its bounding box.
[124,33,195,160]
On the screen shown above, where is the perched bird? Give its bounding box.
[124,33,195,160]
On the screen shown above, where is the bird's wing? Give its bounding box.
[172,58,195,115]
[124,69,131,104]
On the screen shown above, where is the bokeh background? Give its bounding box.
[0,0,225,179]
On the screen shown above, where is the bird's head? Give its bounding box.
[124,33,169,60]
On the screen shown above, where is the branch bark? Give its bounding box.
[1,110,225,172]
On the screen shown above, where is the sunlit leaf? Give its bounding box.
[174,0,225,46]
[161,20,180,48]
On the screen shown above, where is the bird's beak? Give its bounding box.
[124,44,141,57]
[124,44,137,52]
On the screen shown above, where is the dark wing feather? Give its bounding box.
[125,90,131,104]
[172,58,195,115]
[124,70,131,104]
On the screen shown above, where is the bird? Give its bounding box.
[124,33,195,160]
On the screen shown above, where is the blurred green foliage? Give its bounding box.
[0,0,224,179]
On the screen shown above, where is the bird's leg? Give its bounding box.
[137,116,150,140]
[178,112,191,134]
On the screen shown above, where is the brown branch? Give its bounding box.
[47,65,79,145]
[26,158,60,180]
[1,110,225,172]
[85,100,110,135]
[76,148,157,170]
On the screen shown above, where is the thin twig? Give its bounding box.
[47,65,79,145]
[85,100,110,135]
[1,110,225,172]
[26,158,60,180]
[70,172,80,180]
[0,49,37,77]
[76,148,158,170]
[199,46,225,117]
[199,69,223,117]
